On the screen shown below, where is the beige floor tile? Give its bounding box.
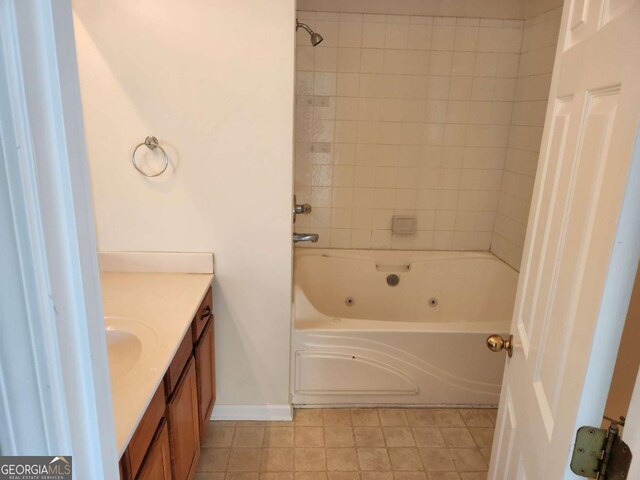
[227,474,260,480]
[361,473,394,480]
[295,448,326,471]
[354,427,386,447]
[479,448,492,464]
[295,473,327,480]
[459,473,486,480]
[233,427,265,447]
[203,425,235,448]
[406,410,437,427]
[468,428,494,448]
[324,409,352,426]
[412,428,445,448]
[351,409,381,426]
[295,409,324,426]
[379,409,409,426]
[227,448,262,471]
[427,473,462,480]
[388,448,423,471]
[486,410,498,426]
[459,410,493,428]
[383,427,415,447]
[265,427,295,447]
[394,473,427,480]
[432,410,465,427]
[358,447,392,471]
[325,427,355,447]
[195,473,225,480]
[441,429,476,448]
[327,473,359,480]
[327,447,359,471]
[296,427,325,447]
[198,448,230,472]
[261,474,294,480]
[212,420,237,427]
[418,448,455,472]
[449,449,487,472]
[262,448,294,472]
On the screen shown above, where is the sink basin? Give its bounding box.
[106,329,143,378]
[105,316,158,384]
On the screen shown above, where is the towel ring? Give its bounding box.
[132,136,169,177]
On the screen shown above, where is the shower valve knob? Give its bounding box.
[486,334,513,357]
[294,203,312,214]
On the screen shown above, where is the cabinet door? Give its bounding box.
[167,357,200,480]
[194,318,216,440]
[137,419,172,480]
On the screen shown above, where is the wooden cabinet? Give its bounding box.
[119,287,214,480]
[194,317,216,440]
[167,357,200,480]
[137,420,172,480]
[192,287,213,343]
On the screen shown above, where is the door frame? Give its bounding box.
[0,0,117,477]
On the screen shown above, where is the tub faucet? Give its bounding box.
[293,233,319,243]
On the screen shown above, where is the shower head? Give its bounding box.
[296,20,324,46]
[310,32,324,46]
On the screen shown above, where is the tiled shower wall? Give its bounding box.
[294,12,524,251]
[491,7,562,269]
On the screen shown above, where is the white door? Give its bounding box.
[489,0,640,477]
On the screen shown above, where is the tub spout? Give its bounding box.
[293,233,319,243]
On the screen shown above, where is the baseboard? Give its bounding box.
[211,404,293,422]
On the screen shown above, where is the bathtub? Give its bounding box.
[291,249,518,407]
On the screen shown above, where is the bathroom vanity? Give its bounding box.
[100,269,214,480]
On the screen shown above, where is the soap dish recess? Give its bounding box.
[392,215,417,235]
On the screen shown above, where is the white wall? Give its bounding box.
[298,0,525,20]
[72,0,295,412]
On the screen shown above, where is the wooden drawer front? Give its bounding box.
[165,331,193,396]
[127,381,166,479]
[194,318,216,440]
[167,357,200,480]
[192,287,213,343]
[136,419,172,480]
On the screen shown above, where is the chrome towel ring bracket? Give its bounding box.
[132,136,169,177]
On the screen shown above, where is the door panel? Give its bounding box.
[489,0,640,477]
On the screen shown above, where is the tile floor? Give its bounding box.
[195,408,496,480]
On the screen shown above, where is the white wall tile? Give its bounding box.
[295,9,554,258]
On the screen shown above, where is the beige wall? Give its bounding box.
[295,11,524,250]
[298,0,525,20]
[491,6,562,268]
[73,0,295,410]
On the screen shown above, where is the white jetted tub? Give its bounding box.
[291,249,518,406]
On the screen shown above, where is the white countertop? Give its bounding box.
[101,272,213,456]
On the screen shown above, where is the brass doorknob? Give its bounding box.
[486,334,513,357]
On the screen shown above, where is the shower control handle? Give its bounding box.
[486,334,513,357]
[294,203,312,215]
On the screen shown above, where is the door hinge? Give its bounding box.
[570,416,632,479]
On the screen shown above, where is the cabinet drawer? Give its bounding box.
[126,381,166,479]
[192,287,213,343]
[165,331,193,396]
